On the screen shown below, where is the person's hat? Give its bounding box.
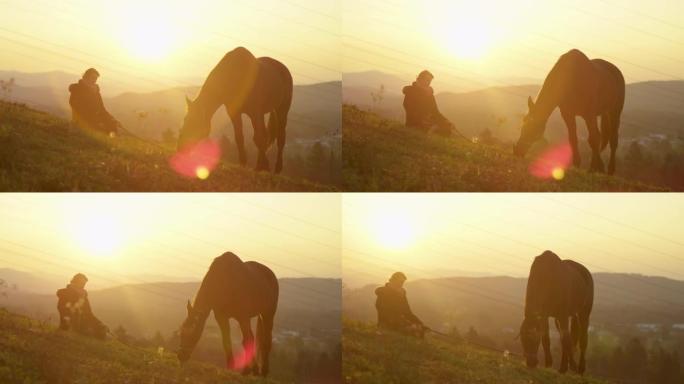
[417,70,434,80]
[83,68,100,78]
[70,273,88,284]
[390,271,407,282]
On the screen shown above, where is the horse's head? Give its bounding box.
[177,300,206,364]
[177,97,211,151]
[514,96,546,157]
[518,315,543,368]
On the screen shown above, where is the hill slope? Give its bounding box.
[343,320,612,384]
[342,105,662,191]
[0,102,332,191]
[0,309,275,384]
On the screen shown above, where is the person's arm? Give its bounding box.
[82,294,105,329]
[399,291,423,326]
[94,86,116,122]
[429,93,449,125]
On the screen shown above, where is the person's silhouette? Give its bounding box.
[402,70,453,134]
[68,68,120,134]
[375,272,425,337]
[56,273,108,339]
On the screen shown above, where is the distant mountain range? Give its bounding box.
[0,268,341,338]
[0,70,341,143]
[343,273,684,335]
[343,70,684,143]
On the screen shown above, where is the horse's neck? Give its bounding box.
[534,64,567,121]
[195,87,223,118]
[193,274,215,318]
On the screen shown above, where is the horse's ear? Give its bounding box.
[185,96,192,109]
[527,96,535,111]
[186,300,193,314]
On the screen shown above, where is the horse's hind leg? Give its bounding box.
[568,316,579,372]
[541,318,552,368]
[584,116,605,173]
[229,112,247,166]
[557,317,571,373]
[608,113,620,175]
[578,313,590,374]
[257,312,275,377]
[250,114,270,172]
[238,318,257,375]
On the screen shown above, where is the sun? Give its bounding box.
[62,199,132,258]
[370,210,419,250]
[108,2,183,62]
[430,3,500,60]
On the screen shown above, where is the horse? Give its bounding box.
[519,250,593,374]
[513,49,625,174]
[176,252,279,377]
[178,46,293,173]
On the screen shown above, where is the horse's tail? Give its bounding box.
[267,64,293,149]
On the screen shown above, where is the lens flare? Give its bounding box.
[196,166,210,180]
[170,139,221,179]
[529,143,572,180]
[229,339,256,371]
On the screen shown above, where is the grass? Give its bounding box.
[0,308,278,384]
[342,105,663,191]
[0,102,333,191]
[343,320,612,384]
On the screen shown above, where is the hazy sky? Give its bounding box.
[0,0,340,91]
[342,0,684,90]
[0,193,341,286]
[343,193,684,287]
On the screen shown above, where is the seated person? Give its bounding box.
[68,68,119,134]
[57,273,108,339]
[402,70,453,134]
[375,272,425,337]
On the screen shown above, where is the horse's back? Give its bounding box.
[256,56,293,103]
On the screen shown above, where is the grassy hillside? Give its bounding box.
[343,320,612,384]
[0,309,275,384]
[342,105,662,191]
[0,102,332,191]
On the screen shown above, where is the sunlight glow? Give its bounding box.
[111,2,182,62]
[66,210,128,258]
[431,3,500,60]
[371,210,418,250]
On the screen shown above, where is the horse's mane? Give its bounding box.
[196,47,258,110]
[534,49,590,116]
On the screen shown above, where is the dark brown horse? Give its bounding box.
[178,47,293,173]
[519,250,593,374]
[177,252,279,376]
[514,49,625,174]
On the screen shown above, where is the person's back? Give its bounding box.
[56,273,107,339]
[402,70,451,133]
[68,68,118,134]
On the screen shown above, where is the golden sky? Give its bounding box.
[343,193,684,287]
[342,0,684,90]
[0,0,340,91]
[0,193,341,285]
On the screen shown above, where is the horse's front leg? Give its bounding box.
[229,112,247,166]
[238,317,257,375]
[557,317,571,374]
[214,312,234,369]
[249,114,270,172]
[561,110,580,168]
[541,317,552,368]
[584,116,605,173]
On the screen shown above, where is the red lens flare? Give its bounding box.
[228,339,256,371]
[169,139,221,179]
[528,142,572,180]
